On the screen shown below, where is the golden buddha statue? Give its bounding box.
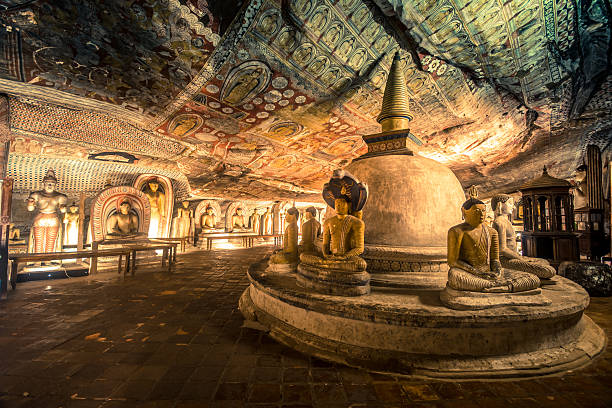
[250,208,261,234]
[446,198,540,293]
[201,205,217,229]
[491,194,555,279]
[300,206,321,254]
[298,170,370,295]
[144,180,166,238]
[63,203,80,246]
[27,169,68,254]
[262,207,273,234]
[232,207,247,230]
[172,200,192,239]
[268,207,299,269]
[106,200,139,237]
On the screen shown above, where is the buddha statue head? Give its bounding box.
[322,169,368,217]
[69,203,78,214]
[206,205,214,215]
[119,200,132,215]
[305,206,317,220]
[335,198,350,216]
[491,194,513,217]
[461,198,486,227]
[181,200,189,209]
[253,208,259,215]
[148,180,160,192]
[236,207,243,216]
[42,169,58,193]
[286,207,299,224]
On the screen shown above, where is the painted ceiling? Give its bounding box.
[0,0,610,200]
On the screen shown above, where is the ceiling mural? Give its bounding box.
[0,0,610,199]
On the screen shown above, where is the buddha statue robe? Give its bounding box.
[300,208,321,254]
[172,201,192,239]
[107,202,139,237]
[491,194,555,279]
[27,169,67,254]
[144,181,166,238]
[447,199,540,293]
[201,207,216,229]
[63,205,80,246]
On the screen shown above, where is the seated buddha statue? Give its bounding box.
[298,170,370,296]
[106,200,140,237]
[491,194,556,280]
[446,198,540,293]
[300,206,321,254]
[201,206,217,230]
[232,207,247,231]
[268,207,299,271]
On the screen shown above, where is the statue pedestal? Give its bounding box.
[439,286,551,310]
[266,262,297,273]
[240,260,606,379]
[297,263,370,296]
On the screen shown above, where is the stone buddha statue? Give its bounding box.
[300,206,321,254]
[268,207,299,271]
[250,208,261,234]
[446,198,540,293]
[172,200,192,239]
[27,169,68,254]
[106,200,139,237]
[262,207,273,234]
[201,205,217,230]
[298,170,370,296]
[491,194,556,280]
[232,207,247,230]
[63,203,80,246]
[144,179,166,238]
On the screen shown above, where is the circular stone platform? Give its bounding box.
[240,258,607,380]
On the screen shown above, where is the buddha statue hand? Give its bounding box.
[300,253,366,272]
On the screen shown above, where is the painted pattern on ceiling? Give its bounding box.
[0,0,610,199]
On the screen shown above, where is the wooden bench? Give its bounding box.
[5,248,133,297]
[202,233,284,250]
[90,239,177,275]
[149,237,188,256]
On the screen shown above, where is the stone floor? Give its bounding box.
[0,247,610,408]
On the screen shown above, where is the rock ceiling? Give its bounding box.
[0,0,610,200]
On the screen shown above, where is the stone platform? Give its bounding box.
[240,258,607,380]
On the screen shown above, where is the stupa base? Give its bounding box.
[240,259,606,379]
[440,285,552,310]
[266,262,297,273]
[297,263,370,296]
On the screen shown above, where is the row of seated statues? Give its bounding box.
[268,170,557,305]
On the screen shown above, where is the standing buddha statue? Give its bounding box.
[491,194,555,280]
[63,203,80,246]
[172,200,193,239]
[250,208,261,234]
[27,169,68,255]
[144,179,166,238]
[262,207,273,234]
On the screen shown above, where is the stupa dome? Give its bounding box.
[345,52,465,289]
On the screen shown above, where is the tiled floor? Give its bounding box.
[0,247,610,408]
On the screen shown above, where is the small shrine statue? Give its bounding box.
[268,207,299,270]
[262,207,273,234]
[8,223,22,241]
[201,205,217,229]
[232,207,247,230]
[446,198,540,293]
[63,203,80,246]
[297,170,370,296]
[144,179,166,238]
[172,200,193,239]
[300,206,321,254]
[107,200,139,236]
[250,208,261,234]
[27,169,68,254]
[491,194,555,280]
[573,164,587,209]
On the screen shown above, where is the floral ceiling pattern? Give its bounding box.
[0,0,610,199]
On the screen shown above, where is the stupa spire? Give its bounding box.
[377,52,412,132]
